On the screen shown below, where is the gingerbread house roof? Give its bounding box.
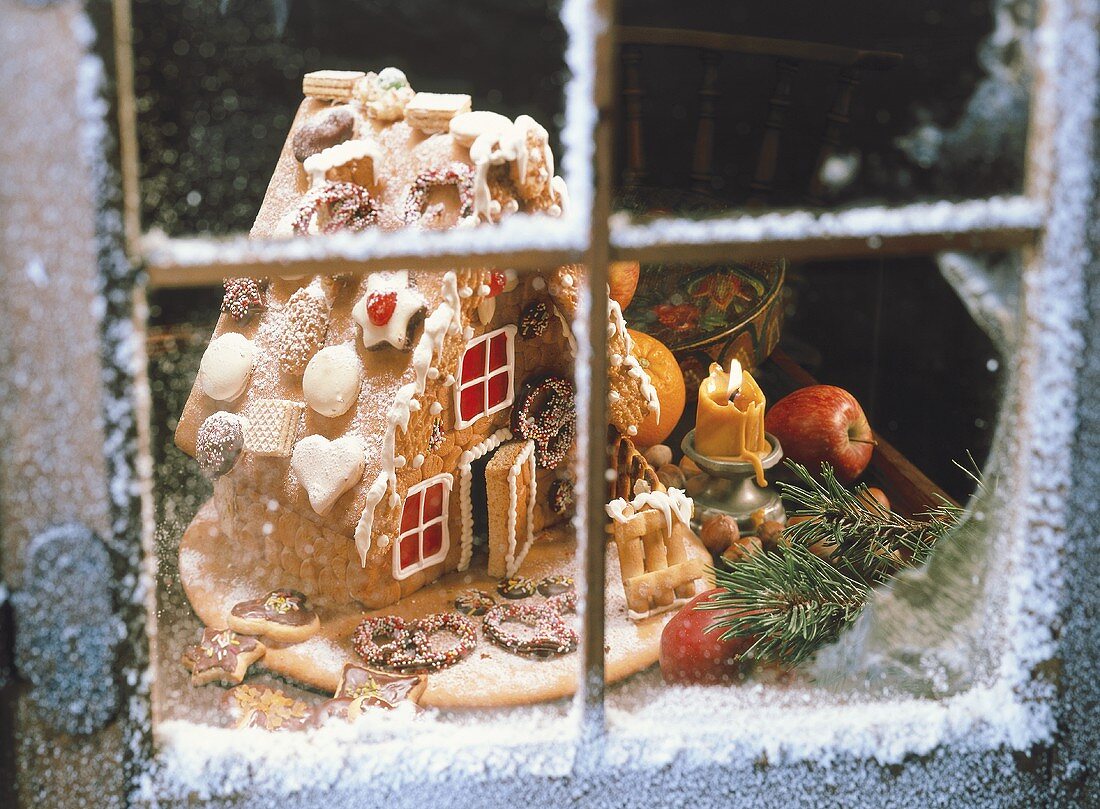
[175,69,660,582]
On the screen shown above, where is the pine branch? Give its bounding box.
[700,460,975,668]
[778,461,961,586]
[702,543,870,667]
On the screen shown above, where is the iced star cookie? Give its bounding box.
[182,628,266,686]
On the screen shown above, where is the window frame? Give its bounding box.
[83,0,1098,802]
[393,473,453,580]
[454,325,517,429]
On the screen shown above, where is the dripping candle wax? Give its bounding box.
[695,360,770,486]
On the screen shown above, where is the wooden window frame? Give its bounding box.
[83,0,1096,803]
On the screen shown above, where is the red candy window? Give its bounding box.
[455,325,517,428]
[393,473,453,580]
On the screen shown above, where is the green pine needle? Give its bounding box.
[700,460,968,669]
[703,542,870,667]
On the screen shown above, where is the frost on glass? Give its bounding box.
[603,251,1057,763]
[613,0,1030,216]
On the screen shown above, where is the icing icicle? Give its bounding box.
[353,272,464,567]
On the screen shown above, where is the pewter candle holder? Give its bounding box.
[681,429,786,535]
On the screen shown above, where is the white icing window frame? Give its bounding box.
[392,472,453,581]
[453,324,517,429]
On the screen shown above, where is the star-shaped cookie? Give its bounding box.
[351,271,426,350]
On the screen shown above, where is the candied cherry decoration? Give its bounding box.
[487,271,507,297]
[366,290,397,326]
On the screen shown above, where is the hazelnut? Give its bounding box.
[644,444,673,469]
[685,473,710,497]
[680,456,702,476]
[657,463,686,490]
[723,535,763,564]
[756,520,785,551]
[859,486,891,511]
[700,514,740,554]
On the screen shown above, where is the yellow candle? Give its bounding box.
[695,360,770,485]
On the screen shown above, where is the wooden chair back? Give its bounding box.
[616,26,902,205]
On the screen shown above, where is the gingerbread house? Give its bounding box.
[174,68,661,610]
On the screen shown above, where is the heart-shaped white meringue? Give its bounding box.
[290,434,366,515]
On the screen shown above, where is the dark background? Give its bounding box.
[135,0,1014,501]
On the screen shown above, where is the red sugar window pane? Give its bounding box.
[423,482,445,519]
[460,384,484,422]
[461,340,486,382]
[399,534,419,570]
[488,333,508,370]
[487,371,510,408]
[400,492,421,534]
[422,523,444,557]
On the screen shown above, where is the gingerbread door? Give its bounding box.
[484,440,537,578]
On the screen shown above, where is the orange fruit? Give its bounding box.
[627,329,686,447]
[609,261,641,309]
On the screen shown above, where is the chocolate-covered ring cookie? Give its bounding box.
[497,576,537,600]
[352,612,476,673]
[454,589,496,616]
[292,107,355,162]
[227,589,320,644]
[483,602,578,658]
[536,575,574,598]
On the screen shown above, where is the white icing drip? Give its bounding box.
[610,296,661,425]
[605,488,694,537]
[353,272,463,568]
[550,175,569,218]
[429,402,443,415]
[477,296,496,325]
[303,138,383,189]
[505,440,537,577]
[470,114,548,222]
[354,473,388,566]
[552,305,578,357]
[411,454,424,469]
[457,428,512,571]
[532,276,546,291]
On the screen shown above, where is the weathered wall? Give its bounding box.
[0,0,127,806]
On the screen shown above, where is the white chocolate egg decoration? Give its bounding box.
[198,333,256,402]
[302,344,361,417]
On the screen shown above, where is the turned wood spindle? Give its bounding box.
[806,67,862,205]
[690,50,722,195]
[749,58,800,205]
[621,46,647,189]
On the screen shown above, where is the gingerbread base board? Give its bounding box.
[179,499,713,707]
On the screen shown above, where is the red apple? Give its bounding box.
[660,588,754,684]
[764,385,874,484]
[609,261,640,309]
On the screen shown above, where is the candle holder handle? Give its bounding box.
[681,430,787,535]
